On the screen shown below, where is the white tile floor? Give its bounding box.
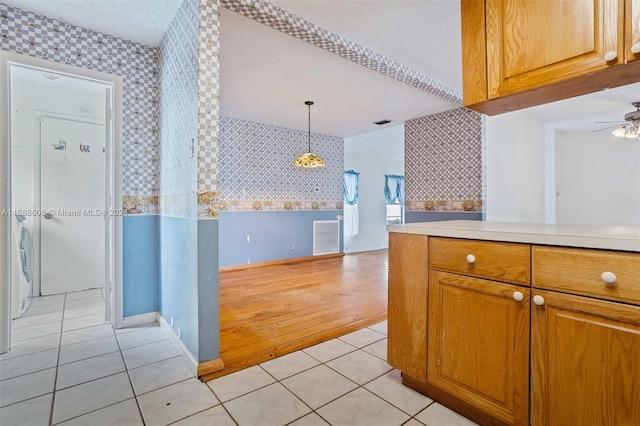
[0,290,479,425]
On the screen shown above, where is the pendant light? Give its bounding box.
[294,101,325,168]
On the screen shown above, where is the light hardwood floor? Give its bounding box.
[202,250,388,381]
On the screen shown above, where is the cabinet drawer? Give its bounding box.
[532,246,640,305]
[429,237,530,285]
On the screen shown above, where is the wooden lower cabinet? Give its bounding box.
[389,233,640,425]
[387,232,428,382]
[531,289,640,426]
[427,271,530,425]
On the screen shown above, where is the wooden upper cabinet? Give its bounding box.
[462,0,640,115]
[485,0,623,99]
[626,0,640,61]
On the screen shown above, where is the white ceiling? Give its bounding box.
[219,8,457,137]
[525,82,640,132]
[4,0,638,138]
[5,0,182,46]
[269,0,463,93]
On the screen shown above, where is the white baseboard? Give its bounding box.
[121,312,157,328]
[157,313,198,376]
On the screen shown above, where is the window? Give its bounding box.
[384,174,405,225]
[386,203,403,225]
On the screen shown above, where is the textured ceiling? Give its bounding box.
[4,0,182,46]
[3,0,635,136]
[219,8,457,137]
[270,0,463,92]
[5,0,462,137]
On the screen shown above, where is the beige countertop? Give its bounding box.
[388,220,640,252]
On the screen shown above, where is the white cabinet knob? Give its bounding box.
[631,43,640,54]
[513,291,524,302]
[604,50,617,61]
[601,271,617,284]
[533,295,545,306]
[466,254,476,264]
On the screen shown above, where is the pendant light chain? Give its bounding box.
[308,102,312,153]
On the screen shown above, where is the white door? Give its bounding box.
[40,117,105,295]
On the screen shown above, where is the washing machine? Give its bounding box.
[11,214,33,319]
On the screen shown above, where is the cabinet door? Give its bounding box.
[626,0,640,62]
[388,233,428,382]
[486,0,624,98]
[531,289,640,425]
[428,271,530,425]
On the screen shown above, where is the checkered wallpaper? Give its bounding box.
[218,116,343,211]
[221,0,462,106]
[405,107,485,212]
[197,0,220,195]
[1,3,159,206]
[158,0,200,217]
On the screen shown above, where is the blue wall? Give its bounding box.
[405,211,483,223]
[123,215,159,317]
[122,214,219,363]
[197,219,219,361]
[159,215,199,358]
[219,210,344,267]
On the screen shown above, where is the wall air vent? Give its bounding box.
[313,220,340,255]
[374,119,392,125]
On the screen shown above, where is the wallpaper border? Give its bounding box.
[406,199,483,213]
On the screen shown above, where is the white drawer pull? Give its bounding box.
[604,50,617,61]
[533,295,545,306]
[466,254,476,264]
[513,291,524,302]
[601,271,617,285]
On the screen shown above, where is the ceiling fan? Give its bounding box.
[594,102,640,140]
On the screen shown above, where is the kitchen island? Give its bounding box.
[387,221,640,426]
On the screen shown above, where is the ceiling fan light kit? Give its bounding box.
[611,102,640,140]
[294,101,326,168]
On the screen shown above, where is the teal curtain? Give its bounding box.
[344,170,360,237]
[384,174,405,204]
[344,170,359,205]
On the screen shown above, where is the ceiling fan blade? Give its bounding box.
[593,124,625,132]
[594,121,626,124]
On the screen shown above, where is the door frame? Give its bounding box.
[0,52,124,353]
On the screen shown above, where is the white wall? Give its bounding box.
[485,110,546,223]
[555,130,640,226]
[10,67,105,297]
[344,124,404,253]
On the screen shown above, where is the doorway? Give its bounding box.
[0,52,124,353]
